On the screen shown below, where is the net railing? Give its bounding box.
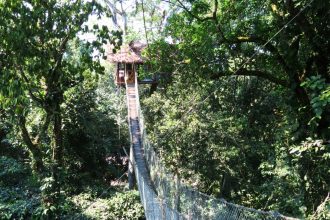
[126,82,184,219]
[127,76,297,220]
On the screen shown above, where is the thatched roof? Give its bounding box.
[107,41,147,63]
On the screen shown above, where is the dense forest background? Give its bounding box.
[0,0,144,219]
[0,0,329,219]
[141,0,329,219]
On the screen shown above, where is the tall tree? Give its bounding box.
[152,0,329,138]
[103,0,128,36]
[142,0,329,217]
[0,0,121,214]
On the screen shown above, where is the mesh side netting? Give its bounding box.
[126,79,297,220]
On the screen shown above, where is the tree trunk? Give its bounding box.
[43,81,64,215]
[51,100,63,209]
[18,116,44,172]
[120,1,128,37]
[149,82,158,95]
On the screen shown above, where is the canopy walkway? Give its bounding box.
[125,78,296,220]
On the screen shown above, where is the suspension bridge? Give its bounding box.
[125,77,297,220]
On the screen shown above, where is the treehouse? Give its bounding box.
[107,41,155,86]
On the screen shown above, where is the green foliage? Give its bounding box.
[301,75,330,124]
[60,69,129,187]
[308,195,330,220]
[0,155,144,219]
[0,0,123,211]
[142,78,306,217]
[0,187,40,220]
[141,0,329,218]
[0,1,141,219]
[0,0,115,111]
[67,190,144,220]
[0,157,41,220]
[107,190,145,220]
[0,156,27,185]
[290,138,330,213]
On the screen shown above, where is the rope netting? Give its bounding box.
[126,78,297,220]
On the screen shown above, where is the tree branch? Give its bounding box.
[17,65,45,106]
[175,0,227,41]
[285,0,327,59]
[50,31,71,82]
[211,0,227,41]
[34,113,51,145]
[302,55,316,80]
[212,0,218,19]
[176,0,213,22]
[211,69,289,87]
[236,69,289,87]
[232,36,292,74]
[18,115,44,171]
